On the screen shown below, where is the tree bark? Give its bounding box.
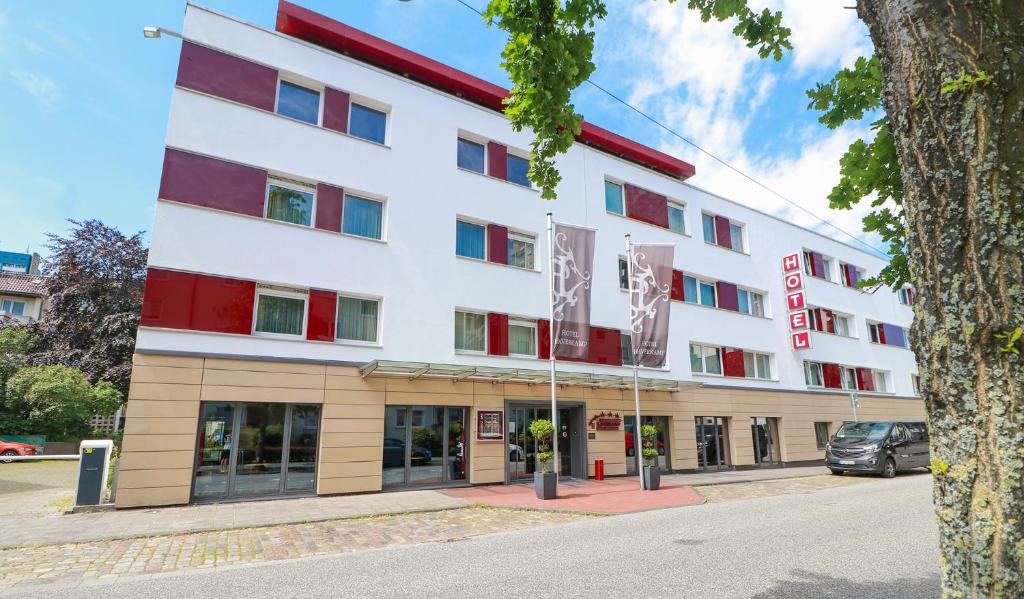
[857,1,1024,596]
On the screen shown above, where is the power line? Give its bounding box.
[452,0,887,256]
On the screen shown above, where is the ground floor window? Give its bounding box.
[695,416,730,470]
[383,406,467,488]
[193,402,320,501]
[814,422,831,449]
[625,415,671,475]
[750,417,781,465]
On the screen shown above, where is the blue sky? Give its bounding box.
[0,1,879,259]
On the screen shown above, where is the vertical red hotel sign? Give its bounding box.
[782,252,811,350]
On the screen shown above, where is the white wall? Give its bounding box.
[139,5,919,397]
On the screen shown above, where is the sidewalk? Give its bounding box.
[664,464,830,487]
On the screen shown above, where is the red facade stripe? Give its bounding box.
[140,268,256,335]
[314,183,344,233]
[714,215,732,250]
[159,149,268,218]
[856,367,876,391]
[176,41,278,112]
[306,289,337,341]
[822,363,842,389]
[486,224,509,265]
[624,184,669,228]
[486,142,508,180]
[487,313,509,356]
[537,319,551,360]
[716,281,739,312]
[322,87,351,134]
[722,348,745,377]
[671,270,684,301]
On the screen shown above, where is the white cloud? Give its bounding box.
[775,0,872,71]
[10,69,61,108]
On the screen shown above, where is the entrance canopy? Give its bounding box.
[360,360,702,392]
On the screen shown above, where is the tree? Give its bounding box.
[0,326,34,403]
[3,365,122,440]
[29,219,148,397]
[483,1,1023,595]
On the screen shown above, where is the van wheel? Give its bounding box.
[829,468,843,476]
[882,458,896,478]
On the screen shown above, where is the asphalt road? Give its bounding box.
[10,473,940,599]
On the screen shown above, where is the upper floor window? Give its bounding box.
[507,154,530,187]
[698,280,717,307]
[729,222,745,252]
[804,361,824,387]
[620,332,633,366]
[702,212,746,253]
[0,299,26,316]
[874,370,891,393]
[667,201,686,235]
[265,181,314,226]
[508,233,536,270]
[343,194,384,240]
[690,343,722,375]
[737,289,765,317]
[454,310,486,353]
[457,138,486,173]
[868,321,909,348]
[840,366,858,390]
[701,213,716,244]
[808,307,853,337]
[456,220,486,260]
[277,80,320,125]
[803,250,834,281]
[898,287,915,305]
[337,295,379,343]
[605,180,624,215]
[508,320,537,358]
[912,374,921,394]
[743,351,772,380]
[349,103,387,144]
[839,261,865,288]
[254,288,307,336]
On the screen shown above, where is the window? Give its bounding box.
[507,233,536,269]
[455,220,486,260]
[265,182,314,226]
[336,296,379,343]
[743,351,771,379]
[874,371,890,393]
[803,251,814,276]
[699,281,717,307]
[840,262,864,288]
[507,320,537,357]
[457,138,486,173]
[729,223,744,252]
[912,374,921,394]
[277,80,320,125]
[618,258,629,290]
[821,257,833,281]
[834,313,851,337]
[454,311,486,352]
[667,201,686,234]
[898,287,914,305]
[254,291,306,336]
[690,343,722,375]
[507,154,530,187]
[349,103,387,144]
[702,213,716,244]
[620,332,633,366]
[343,194,383,240]
[737,289,765,317]
[683,276,698,304]
[1,300,26,316]
[841,366,858,390]
[814,422,831,449]
[804,361,823,387]
[605,180,624,215]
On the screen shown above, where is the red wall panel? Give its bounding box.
[487,313,509,356]
[487,224,509,265]
[140,268,255,335]
[714,215,732,249]
[624,184,669,228]
[322,87,350,134]
[314,183,344,233]
[823,309,836,334]
[822,363,842,389]
[306,289,337,341]
[537,319,551,360]
[159,149,268,217]
[716,281,739,311]
[487,142,508,180]
[587,327,623,366]
[811,252,825,278]
[176,41,278,112]
[856,367,876,391]
[877,323,888,345]
[671,270,684,301]
[722,348,745,377]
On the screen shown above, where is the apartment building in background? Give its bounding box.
[116,1,924,508]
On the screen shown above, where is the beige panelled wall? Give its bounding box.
[117,353,926,509]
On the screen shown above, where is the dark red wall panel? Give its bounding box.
[587,327,623,366]
[314,183,344,233]
[487,142,508,180]
[714,215,732,249]
[537,319,551,360]
[159,149,268,217]
[856,367,876,391]
[811,252,825,278]
[487,224,509,265]
[823,309,836,334]
[306,289,337,341]
[671,270,684,301]
[176,41,278,111]
[624,184,669,228]
[140,268,255,335]
[322,87,350,134]
[844,264,859,287]
[823,363,842,389]
[722,348,745,377]
[716,281,739,311]
[487,313,509,356]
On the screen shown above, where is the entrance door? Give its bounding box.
[695,416,730,470]
[382,406,467,489]
[625,415,671,475]
[750,417,781,466]
[506,405,582,481]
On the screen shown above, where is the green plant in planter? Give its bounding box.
[529,418,555,474]
[641,424,660,468]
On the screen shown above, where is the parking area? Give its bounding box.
[0,460,77,517]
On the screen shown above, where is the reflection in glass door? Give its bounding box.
[506,406,578,481]
[382,406,468,489]
[695,416,730,470]
[750,417,781,466]
[625,416,671,475]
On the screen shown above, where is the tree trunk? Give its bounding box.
[857,1,1023,596]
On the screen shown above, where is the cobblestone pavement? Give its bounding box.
[0,507,591,591]
[693,472,918,503]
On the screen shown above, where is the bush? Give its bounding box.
[529,419,555,474]
[641,423,660,467]
[3,365,122,441]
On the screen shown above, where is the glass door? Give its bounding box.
[750,417,781,466]
[625,416,671,475]
[383,405,468,488]
[508,407,530,481]
[695,416,730,471]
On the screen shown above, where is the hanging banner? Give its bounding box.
[551,222,595,359]
[629,243,674,368]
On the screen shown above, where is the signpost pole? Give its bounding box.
[850,392,859,422]
[546,213,559,487]
[624,234,644,491]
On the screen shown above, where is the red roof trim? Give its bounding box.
[275,1,695,180]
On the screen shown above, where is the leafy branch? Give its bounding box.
[940,69,991,95]
[995,327,1022,354]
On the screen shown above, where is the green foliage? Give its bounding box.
[807,56,882,129]
[995,327,1022,354]
[483,0,790,200]
[2,365,122,441]
[529,418,555,473]
[640,423,659,466]
[411,426,440,450]
[0,326,35,401]
[940,69,991,95]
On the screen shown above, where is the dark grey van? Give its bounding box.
[825,421,930,477]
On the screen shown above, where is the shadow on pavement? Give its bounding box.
[752,569,940,598]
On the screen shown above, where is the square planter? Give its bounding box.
[643,465,661,490]
[534,471,557,500]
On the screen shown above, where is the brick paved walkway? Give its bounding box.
[444,477,702,513]
[0,507,591,591]
[695,473,874,503]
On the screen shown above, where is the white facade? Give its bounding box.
[140,4,918,397]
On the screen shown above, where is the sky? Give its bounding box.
[0,0,882,260]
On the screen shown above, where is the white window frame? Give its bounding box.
[666,200,687,235]
[1,299,27,316]
[867,321,882,343]
[456,134,488,175]
[455,217,488,261]
[620,331,633,366]
[874,370,891,393]
[346,95,391,146]
[604,178,626,216]
[697,278,717,308]
[341,192,387,242]
[275,75,323,126]
[804,361,824,388]
[264,177,317,228]
[833,312,852,337]
[728,220,746,253]
[690,343,723,376]
[507,231,537,270]
[335,293,382,346]
[507,319,538,358]
[506,151,532,188]
[252,286,309,338]
[821,256,834,282]
[840,366,858,390]
[454,309,488,355]
[701,211,718,245]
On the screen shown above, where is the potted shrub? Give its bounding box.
[529,419,557,499]
[641,423,661,490]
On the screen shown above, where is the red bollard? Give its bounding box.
[595,459,605,481]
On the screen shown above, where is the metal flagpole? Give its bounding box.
[624,234,644,491]
[547,213,559,487]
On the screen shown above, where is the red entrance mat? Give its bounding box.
[441,477,701,513]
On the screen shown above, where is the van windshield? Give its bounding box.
[834,422,892,442]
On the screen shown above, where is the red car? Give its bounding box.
[624,433,665,457]
[0,441,37,463]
